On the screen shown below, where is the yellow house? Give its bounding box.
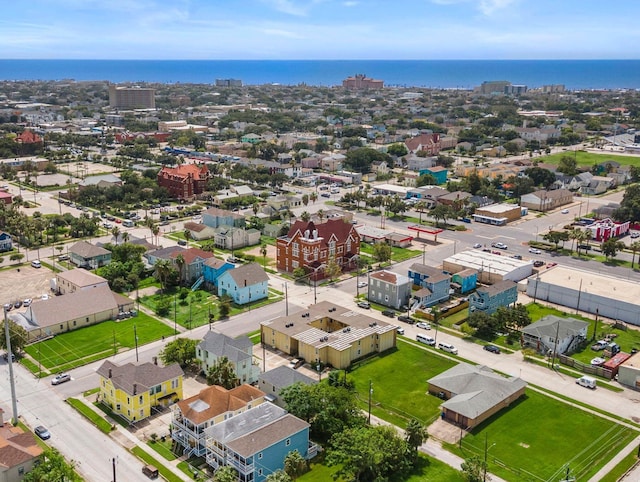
[97,360,184,423]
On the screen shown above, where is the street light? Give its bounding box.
[483,434,496,482]
[3,304,19,425]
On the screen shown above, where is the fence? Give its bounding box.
[558,354,613,379]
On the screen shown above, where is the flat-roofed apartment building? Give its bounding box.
[108,84,156,109]
[261,301,397,369]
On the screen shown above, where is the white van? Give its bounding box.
[122,220,135,227]
[438,342,458,354]
[416,334,435,346]
[31,260,42,268]
[576,375,596,389]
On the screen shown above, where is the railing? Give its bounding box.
[191,276,204,291]
[227,457,254,475]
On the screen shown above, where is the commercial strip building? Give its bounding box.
[526,266,640,326]
[472,203,523,225]
[443,250,533,284]
[261,301,397,370]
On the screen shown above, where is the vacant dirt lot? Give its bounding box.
[0,264,53,306]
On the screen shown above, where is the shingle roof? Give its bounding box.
[258,366,318,389]
[170,247,215,264]
[370,270,409,286]
[176,384,265,425]
[69,241,110,258]
[0,426,42,469]
[198,331,253,363]
[429,364,526,419]
[57,268,108,288]
[96,360,183,395]
[204,257,231,269]
[477,279,516,296]
[409,264,450,283]
[225,263,269,287]
[147,246,185,260]
[521,315,589,340]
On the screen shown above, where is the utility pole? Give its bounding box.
[368,380,373,424]
[284,282,289,316]
[134,324,139,362]
[3,305,19,425]
[174,294,177,337]
[111,457,117,482]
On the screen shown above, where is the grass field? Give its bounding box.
[24,312,174,372]
[347,342,638,482]
[66,398,113,434]
[539,150,640,168]
[359,242,422,263]
[131,446,183,482]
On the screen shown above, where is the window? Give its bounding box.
[73,320,77,326]
[258,453,263,459]
[116,403,121,411]
[139,395,143,404]
[292,242,299,257]
[286,438,291,446]
[172,379,179,389]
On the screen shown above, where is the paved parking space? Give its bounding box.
[0,265,53,306]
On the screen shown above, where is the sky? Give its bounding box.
[1,0,639,60]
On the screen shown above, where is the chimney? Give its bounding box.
[108,368,112,378]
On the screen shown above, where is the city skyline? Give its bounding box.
[1,0,639,60]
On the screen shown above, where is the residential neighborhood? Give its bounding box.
[2,76,640,482]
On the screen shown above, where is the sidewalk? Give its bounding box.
[589,434,640,482]
[74,395,190,481]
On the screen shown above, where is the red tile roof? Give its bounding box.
[170,247,215,264]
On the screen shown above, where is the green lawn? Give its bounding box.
[359,242,422,263]
[131,446,183,482]
[539,150,640,168]
[346,341,638,481]
[66,398,113,434]
[599,451,639,482]
[24,312,174,372]
[450,390,638,482]
[147,439,178,461]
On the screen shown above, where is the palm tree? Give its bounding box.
[252,202,260,216]
[154,259,172,294]
[152,224,160,247]
[568,228,582,254]
[260,244,268,268]
[316,209,324,223]
[121,232,130,244]
[175,254,186,285]
[415,200,427,224]
[111,226,121,245]
[300,211,311,222]
[183,229,192,245]
[309,192,318,204]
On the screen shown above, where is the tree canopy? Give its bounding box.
[344,148,392,174]
[159,338,198,367]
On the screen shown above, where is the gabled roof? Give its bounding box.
[521,315,589,340]
[222,262,269,287]
[477,279,517,296]
[283,218,358,249]
[97,360,183,396]
[57,268,107,288]
[429,363,526,419]
[198,331,253,363]
[147,246,185,260]
[258,366,318,388]
[0,424,42,470]
[370,270,410,286]
[204,257,232,270]
[408,263,450,283]
[170,247,215,265]
[176,384,265,425]
[69,240,111,258]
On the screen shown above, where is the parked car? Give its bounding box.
[632,232,640,238]
[287,358,304,370]
[438,342,458,354]
[177,240,187,246]
[382,309,396,318]
[13,300,22,309]
[529,248,542,254]
[591,340,608,351]
[57,254,69,261]
[491,242,508,250]
[576,375,596,389]
[321,193,330,198]
[357,281,368,288]
[473,243,482,248]
[34,426,51,440]
[511,254,522,260]
[31,260,42,268]
[416,334,436,345]
[51,373,71,385]
[561,209,570,214]
[23,298,32,307]
[357,301,371,309]
[533,260,545,267]
[2,352,15,362]
[416,322,431,330]
[397,315,415,324]
[483,344,501,354]
[396,326,405,335]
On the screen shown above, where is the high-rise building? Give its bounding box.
[108,84,156,109]
[215,79,243,87]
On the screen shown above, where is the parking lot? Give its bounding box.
[0,264,53,307]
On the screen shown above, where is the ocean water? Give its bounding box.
[1,59,639,90]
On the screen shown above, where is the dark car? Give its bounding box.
[483,344,501,354]
[397,315,415,324]
[357,301,371,309]
[14,300,22,309]
[34,425,51,440]
[177,240,187,246]
[533,260,544,267]
[382,310,396,318]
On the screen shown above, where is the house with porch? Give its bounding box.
[0,231,13,252]
[521,315,588,356]
[257,366,317,408]
[407,263,451,308]
[217,263,269,305]
[367,270,412,310]
[468,280,517,315]
[204,402,315,482]
[69,241,112,268]
[203,257,235,289]
[169,247,215,285]
[197,332,259,385]
[172,384,265,457]
[96,360,184,423]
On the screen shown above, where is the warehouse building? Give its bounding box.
[443,250,533,284]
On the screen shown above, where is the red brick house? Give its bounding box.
[277,219,360,280]
[157,163,210,200]
[405,133,442,156]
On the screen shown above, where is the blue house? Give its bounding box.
[202,207,245,229]
[418,166,448,185]
[451,269,478,294]
[0,231,12,252]
[408,263,451,308]
[469,280,517,315]
[217,263,269,305]
[204,402,316,482]
[203,257,235,288]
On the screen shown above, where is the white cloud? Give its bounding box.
[261,28,303,38]
[430,0,516,16]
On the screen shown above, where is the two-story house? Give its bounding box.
[521,315,589,355]
[257,366,317,408]
[170,247,216,285]
[0,231,12,252]
[69,241,111,269]
[367,270,412,309]
[468,280,518,315]
[204,402,315,482]
[520,189,573,212]
[197,332,259,385]
[276,219,360,281]
[96,360,184,423]
[407,263,451,308]
[172,384,265,457]
[203,257,235,289]
[217,263,269,305]
[202,207,246,229]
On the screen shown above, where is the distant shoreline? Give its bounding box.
[2,59,640,89]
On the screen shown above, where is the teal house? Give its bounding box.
[418,166,448,185]
[451,269,478,294]
[217,263,269,305]
[468,280,517,315]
